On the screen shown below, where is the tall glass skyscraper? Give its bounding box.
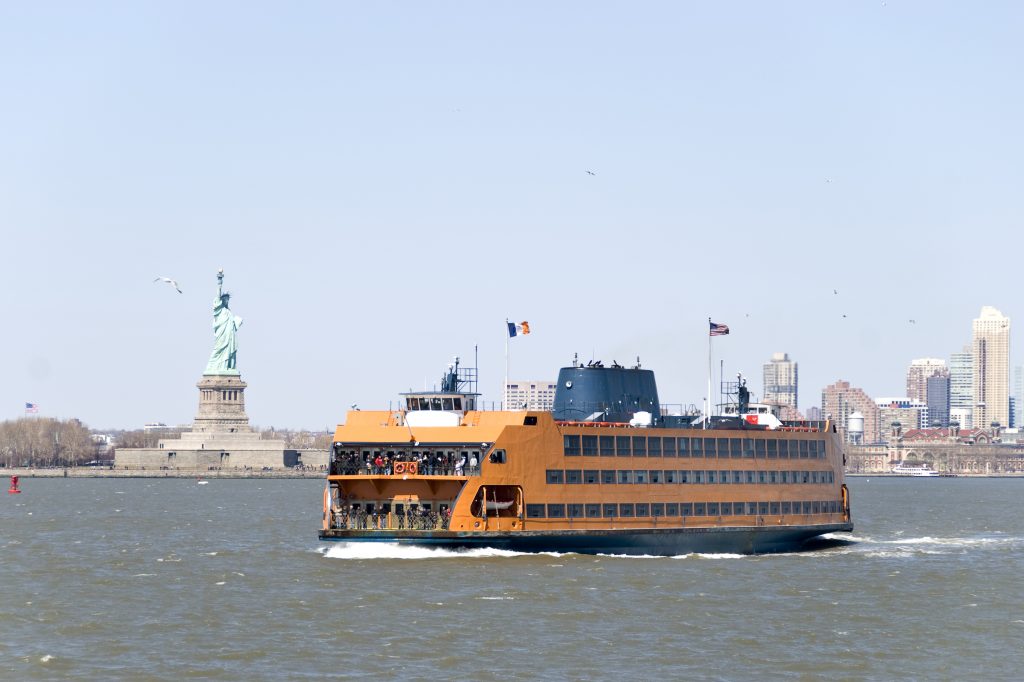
[949,345,973,427]
[926,374,951,427]
[1014,366,1024,429]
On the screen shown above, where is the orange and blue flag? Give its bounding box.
[507,321,530,337]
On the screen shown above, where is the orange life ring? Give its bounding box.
[394,462,406,474]
[407,461,419,475]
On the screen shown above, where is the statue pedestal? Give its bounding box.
[137,372,288,470]
[193,374,251,433]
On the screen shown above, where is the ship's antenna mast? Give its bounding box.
[720,359,724,413]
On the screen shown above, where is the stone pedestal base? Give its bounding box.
[194,374,250,432]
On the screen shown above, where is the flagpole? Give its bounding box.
[706,317,711,429]
[504,319,509,411]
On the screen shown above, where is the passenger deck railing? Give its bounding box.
[329,461,478,477]
[331,510,451,531]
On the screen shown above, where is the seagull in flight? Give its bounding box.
[909,319,916,324]
[154,276,182,294]
[586,170,596,176]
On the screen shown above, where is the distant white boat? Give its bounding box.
[891,462,939,477]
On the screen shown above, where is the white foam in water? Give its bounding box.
[40,655,53,663]
[596,552,662,559]
[320,543,760,561]
[886,535,1014,547]
[321,542,547,560]
[820,532,857,541]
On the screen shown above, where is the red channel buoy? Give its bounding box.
[8,475,22,494]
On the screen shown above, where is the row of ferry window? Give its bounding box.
[546,469,836,485]
[525,500,842,519]
[406,397,476,411]
[562,435,826,459]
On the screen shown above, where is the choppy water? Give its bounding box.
[3,477,1024,680]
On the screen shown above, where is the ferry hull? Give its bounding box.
[318,523,854,556]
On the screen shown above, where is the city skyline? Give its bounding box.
[9,293,1019,432]
[3,4,1022,429]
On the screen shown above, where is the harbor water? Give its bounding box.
[3,477,1023,680]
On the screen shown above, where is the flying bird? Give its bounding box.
[833,289,839,295]
[586,170,596,176]
[154,276,182,294]
[909,319,916,324]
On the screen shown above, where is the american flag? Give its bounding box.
[709,321,730,337]
[25,402,39,413]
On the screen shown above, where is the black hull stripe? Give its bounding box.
[319,523,853,556]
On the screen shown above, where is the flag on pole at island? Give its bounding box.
[709,321,730,336]
[507,321,531,337]
[24,402,39,414]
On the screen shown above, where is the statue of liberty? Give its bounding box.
[205,269,243,375]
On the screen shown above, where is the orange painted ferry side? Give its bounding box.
[320,408,852,555]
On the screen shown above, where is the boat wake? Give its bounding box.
[318,544,757,561]
[830,532,1022,559]
[886,535,1013,547]
[319,543,564,560]
[316,533,1019,561]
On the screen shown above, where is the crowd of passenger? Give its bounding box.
[330,449,479,477]
[332,504,451,531]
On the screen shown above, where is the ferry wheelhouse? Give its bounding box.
[320,357,853,555]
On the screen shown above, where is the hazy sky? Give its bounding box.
[3,2,1022,430]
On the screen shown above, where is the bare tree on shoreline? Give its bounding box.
[0,417,96,468]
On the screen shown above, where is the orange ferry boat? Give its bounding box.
[319,357,853,555]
